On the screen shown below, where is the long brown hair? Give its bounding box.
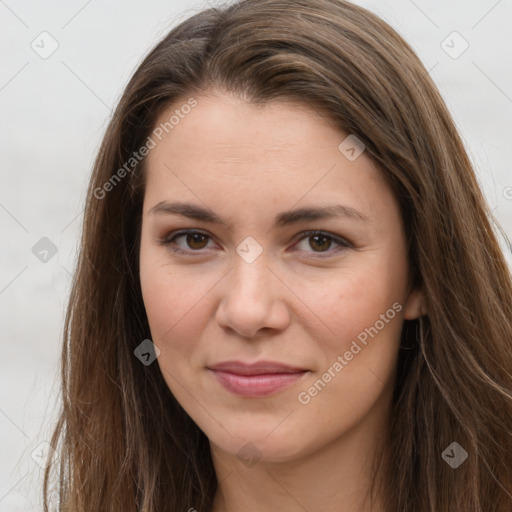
[43,0,512,510]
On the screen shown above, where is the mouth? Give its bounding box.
[206,360,309,397]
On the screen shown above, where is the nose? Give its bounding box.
[215,251,290,338]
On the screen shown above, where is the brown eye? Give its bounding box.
[293,230,350,256]
[159,230,215,255]
[159,229,350,257]
[308,234,332,252]
[185,232,209,250]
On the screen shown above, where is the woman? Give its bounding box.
[43,0,512,511]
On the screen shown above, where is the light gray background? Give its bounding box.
[1,0,511,509]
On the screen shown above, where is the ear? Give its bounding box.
[403,288,428,320]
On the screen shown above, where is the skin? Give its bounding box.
[139,90,427,512]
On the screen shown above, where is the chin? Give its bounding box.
[206,418,315,465]
[214,436,304,465]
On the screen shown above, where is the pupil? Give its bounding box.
[188,233,207,249]
[311,234,330,251]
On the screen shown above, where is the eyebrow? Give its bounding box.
[148,201,369,228]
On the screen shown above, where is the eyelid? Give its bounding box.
[291,230,351,252]
[158,228,351,256]
[158,229,217,255]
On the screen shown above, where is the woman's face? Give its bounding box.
[139,91,425,463]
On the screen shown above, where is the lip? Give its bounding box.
[207,360,309,397]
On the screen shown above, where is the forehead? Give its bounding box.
[143,92,390,223]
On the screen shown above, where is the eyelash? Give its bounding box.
[157,229,351,257]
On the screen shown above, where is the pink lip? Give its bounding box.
[207,360,309,397]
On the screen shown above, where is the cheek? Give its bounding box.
[139,249,220,371]
[306,260,405,352]
[288,270,404,444]
[140,271,203,399]
[293,252,407,419]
